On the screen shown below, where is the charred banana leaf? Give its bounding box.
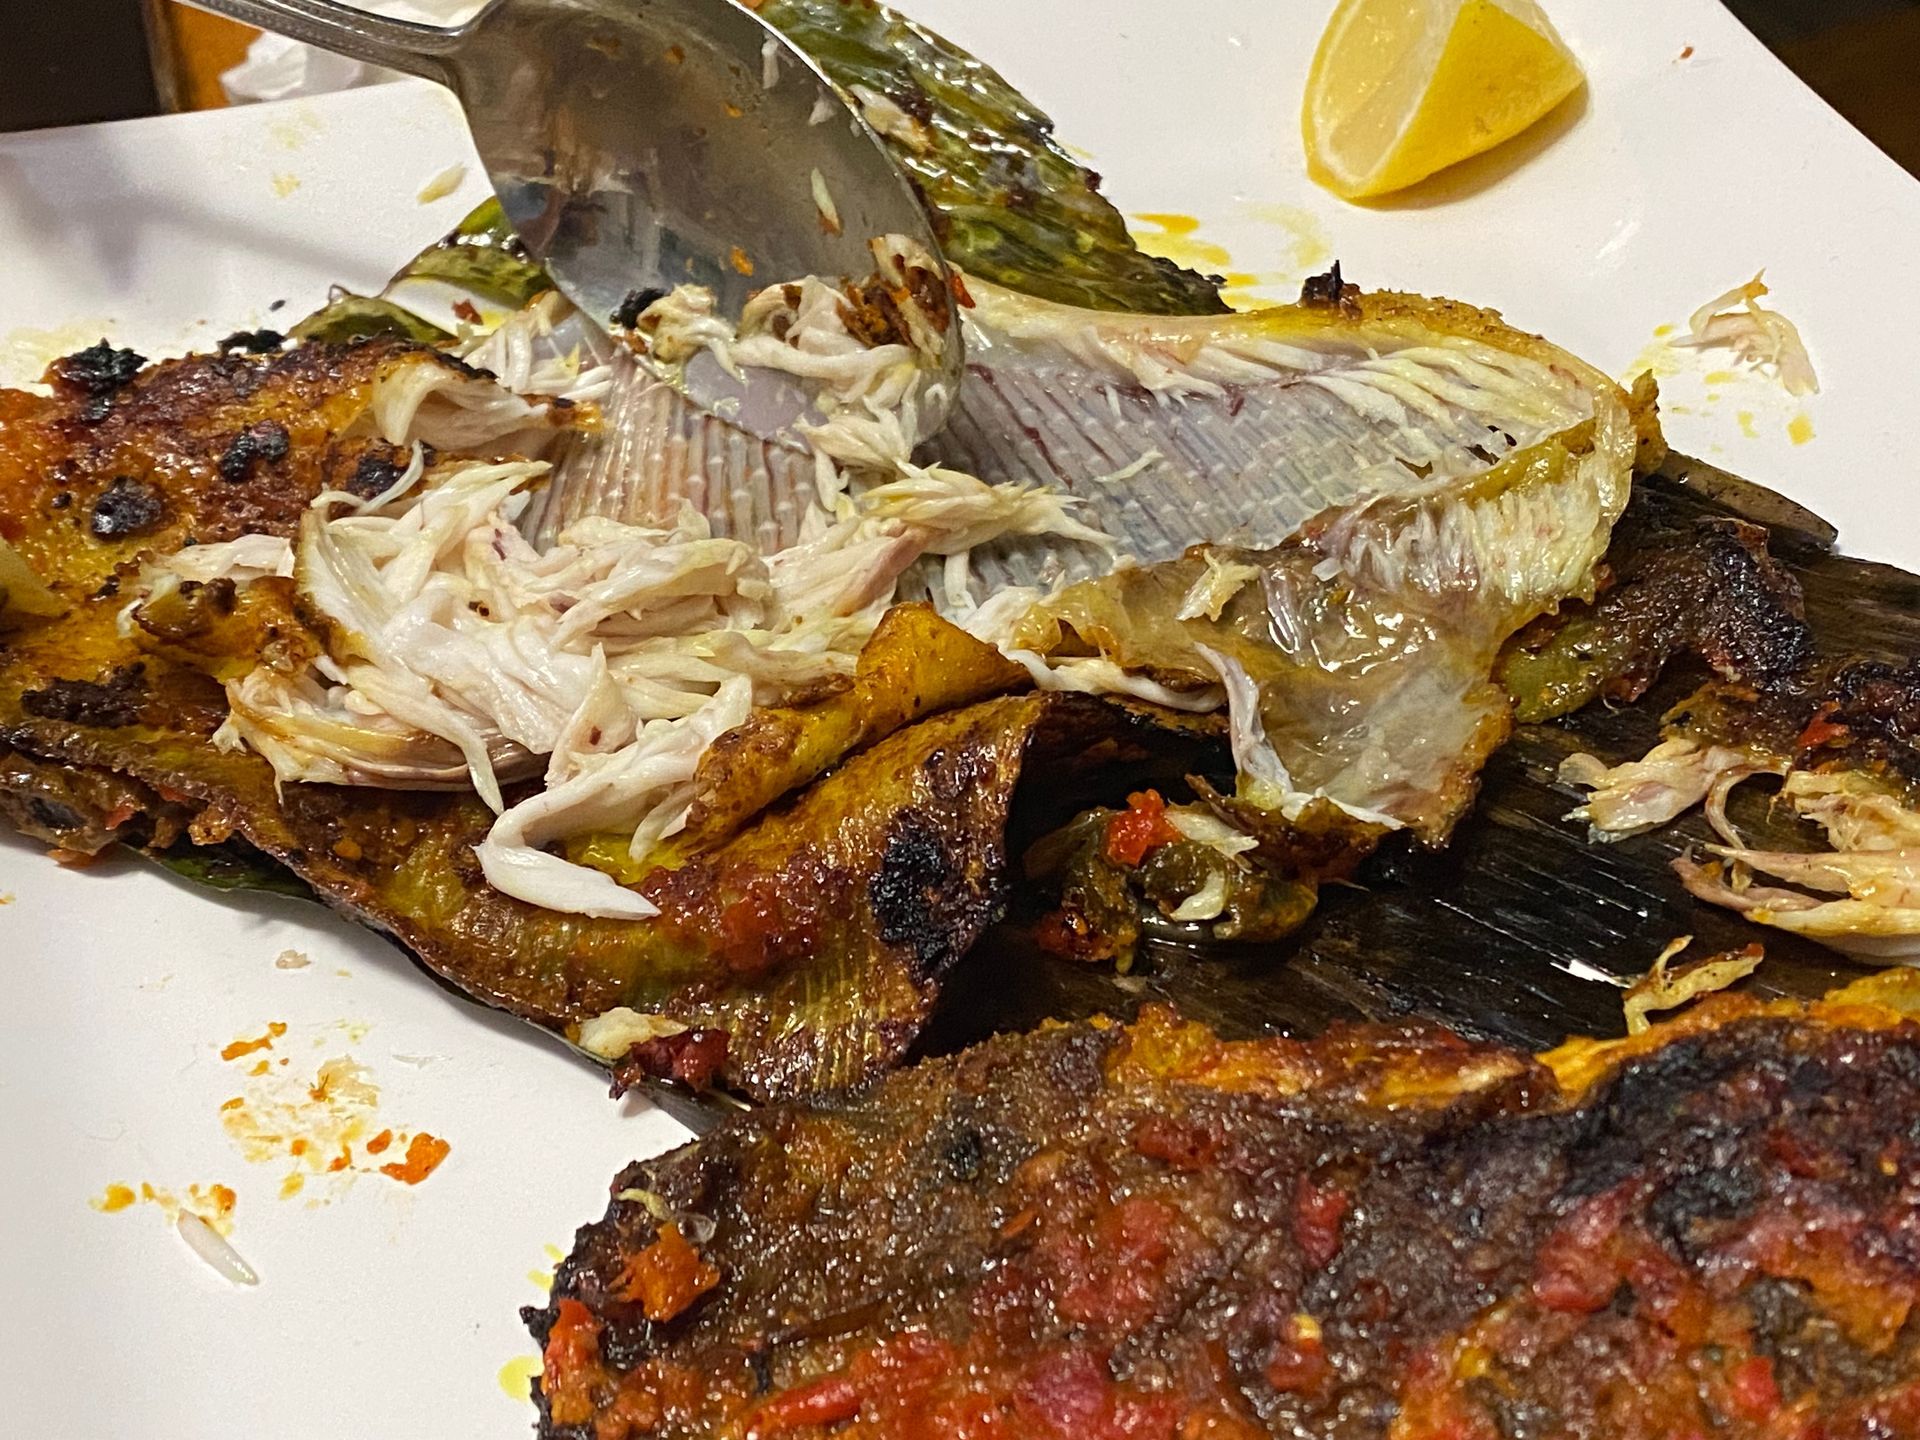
[754,0,1223,313]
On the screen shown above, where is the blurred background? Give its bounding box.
[1,1,1916,179]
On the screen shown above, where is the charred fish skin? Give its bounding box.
[530,980,1920,1439]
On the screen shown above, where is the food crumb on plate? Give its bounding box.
[274,948,310,969]
[91,1183,136,1213]
[378,1131,451,1185]
[216,1032,452,1196]
[177,1211,258,1286]
[91,1179,239,1234]
[220,1021,286,1061]
[415,163,467,204]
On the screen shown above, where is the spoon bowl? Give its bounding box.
[188,0,963,437]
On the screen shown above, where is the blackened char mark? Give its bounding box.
[20,663,151,728]
[50,340,145,397]
[612,287,667,329]
[940,1125,984,1182]
[1820,659,1920,783]
[89,475,166,538]
[25,795,87,833]
[343,442,435,499]
[1504,514,1813,722]
[1300,261,1362,318]
[1680,655,1920,784]
[868,813,966,981]
[1682,519,1815,684]
[218,329,287,354]
[218,421,292,483]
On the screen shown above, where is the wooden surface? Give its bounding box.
[1778,9,1920,179]
[143,2,258,113]
[0,2,159,130]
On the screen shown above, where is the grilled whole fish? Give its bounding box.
[525,276,1633,598]
[0,339,1226,1100]
[529,971,1920,1439]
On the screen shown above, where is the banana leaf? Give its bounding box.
[295,0,1223,341]
[155,843,314,898]
[756,0,1225,312]
[291,293,454,345]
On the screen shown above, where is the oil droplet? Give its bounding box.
[1241,202,1334,281]
[92,1183,137,1213]
[1788,411,1815,446]
[1132,211,1315,311]
[1623,336,1685,383]
[267,107,324,152]
[1702,370,1738,385]
[1134,211,1200,237]
[1737,410,1757,439]
[1128,212,1237,277]
[499,1355,542,1402]
[1653,323,1676,338]
[270,173,302,199]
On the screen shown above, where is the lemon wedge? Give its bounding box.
[1304,0,1584,200]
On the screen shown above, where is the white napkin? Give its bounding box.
[219,0,485,103]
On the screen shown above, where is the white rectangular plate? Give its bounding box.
[2,3,1917,1435]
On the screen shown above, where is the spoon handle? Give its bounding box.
[180,0,477,87]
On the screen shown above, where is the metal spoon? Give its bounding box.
[185,0,963,438]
